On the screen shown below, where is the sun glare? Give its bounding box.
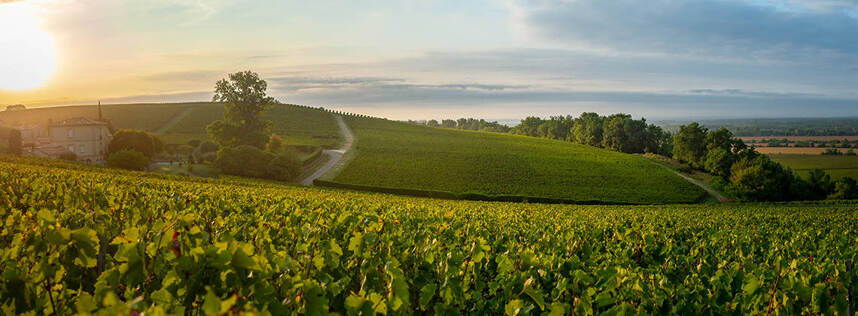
[0,3,56,91]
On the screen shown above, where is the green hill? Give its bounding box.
[329,116,707,204]
[0,102,342,148]
[1,156,855,314]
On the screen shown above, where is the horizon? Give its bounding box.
[2,0,858,119]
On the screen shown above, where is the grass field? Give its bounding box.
[1,156,856,314]
[332,116,707,204]
[769,154,858,180]
[0,102,342,148]
[754,147,831,155]
[740,136,858,142]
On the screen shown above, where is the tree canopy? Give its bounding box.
[207,71,275,148]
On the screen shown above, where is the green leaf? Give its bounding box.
[202,288,221,316]
[505,299,524,316]
[497,254,515,274]
[743,276,760,295]
[419,284,437,310]
[524,288,545,311]
[548,302,567,316]
[345,294,366,314]
[75,292,97,314]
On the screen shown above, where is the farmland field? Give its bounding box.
[769,154,858,180]
[332,116,707,204]
[0,103,342,148]
[740,136,858,142]
[754,147,830,155]
[1,156,857,314]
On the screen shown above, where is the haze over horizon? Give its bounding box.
[2,0,858,120]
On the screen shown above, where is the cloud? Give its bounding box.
[507,0,858,62]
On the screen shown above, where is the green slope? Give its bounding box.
[333,116,708,204]
[0,102,342,148]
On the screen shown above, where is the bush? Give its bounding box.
[187,139,202,148]
[267,151,302,181]
[829,177,858,200]
[822,148,843,156]
[267,134,284,153]
[198,152,217,163]
[59,152,78,161]
[108,150,150,171]
[728,155,796,201]
[215,145,274,178]
[109,129,164,159]
[198,141,218,153]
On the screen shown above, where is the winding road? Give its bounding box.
[669,169,730,203]
[300,115,355,186]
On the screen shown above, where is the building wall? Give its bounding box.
[49,125,112,161]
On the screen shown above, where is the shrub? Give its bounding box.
[198,152,217,163]
[187,139,202,148]
[108,149,150,171]
[109,129,164,159]
[215,145,274,178]
[822,148,843,156]
[846,149,856,156]
[198,141,218,153]
[267,134,284,153]
[829,177,858,200]
[728,155,796,201]
[59,152,78,161]
[267,151,302,181]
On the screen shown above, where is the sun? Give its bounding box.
[0,3,57,91]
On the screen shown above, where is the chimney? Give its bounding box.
[98,101,103,121]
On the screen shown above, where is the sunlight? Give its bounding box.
[0,3,56,91]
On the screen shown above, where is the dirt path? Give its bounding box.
[669,169,730,203]
[154,107,194,135]
[300,115,355,186]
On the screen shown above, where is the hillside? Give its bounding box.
[1,156,856,314]
[330,116,708,204]
[0,102,342,148]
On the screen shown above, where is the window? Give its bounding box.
[78,145,85,153]
[67,129,74,138]
[68,145,74,152]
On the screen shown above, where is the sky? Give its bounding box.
[1,0,857,121]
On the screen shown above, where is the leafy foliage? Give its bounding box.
[107,149,150,171]
[1,158,857,314]
[108,129,164,159]
[207,71,274,149]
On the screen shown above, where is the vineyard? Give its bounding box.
[332,116,707,204]
[1,157,857,314]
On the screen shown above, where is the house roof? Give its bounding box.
[34,145,73,156]
[50,117,109,127]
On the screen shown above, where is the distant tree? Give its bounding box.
[108,149,150,171]
[728,155,796,201]
[267,133,284,153]
[704,148,733,178]
[441,119,457,128]
[847,149,857,156]
[572,112,604,147]
[108,129,164,159]
[601,114,630,152]
[207,71,275,149]
[8,129,21,156]
[427,119,440,127]
[647,125,672,155]
[829,177,858,200]
[805,169,834,200]
[673,123,708,169]
[514,117,544,137]
[822,148,843,156]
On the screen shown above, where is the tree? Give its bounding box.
[215,145,274,178]
[829,177,858,200]
[572,112,604,147]
[8,129,21,156]
[267,151,302,181]
[704,147,733,178]
[108,149,150,171]
[198,141,219,154]
[728,155,796,201]
[427,120,440,127]
[207,71,275,148]
[514,117,544,137]
[441,119,457,128]
[267,134,284,153]
[601,114,630,152]
[673,123,708,169]
[108,129,164,159]
[805,169,834,200]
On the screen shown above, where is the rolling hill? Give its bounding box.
[328,116,708,204]
[0,102,342,148]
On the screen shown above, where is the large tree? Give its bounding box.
[572,112,604,147]
[207,71,275,149]
[672,123,708,168]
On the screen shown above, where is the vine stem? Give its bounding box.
[765,264,783,316]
